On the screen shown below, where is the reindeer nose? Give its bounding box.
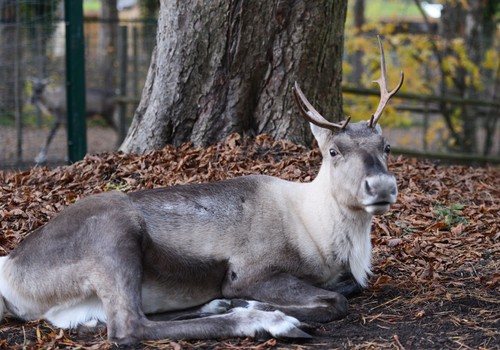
[362,174,398,214]
[364,176,397,198]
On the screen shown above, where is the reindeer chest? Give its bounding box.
[330,224,373,287]
[303,219,373,289]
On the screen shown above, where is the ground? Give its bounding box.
[0,126,118,169]
[0,134,498,349]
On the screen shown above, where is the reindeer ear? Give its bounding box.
[310,122,331,146]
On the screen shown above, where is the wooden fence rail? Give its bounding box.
[342,85,500,165]
[392,148,500,165]
[343,86,500,110]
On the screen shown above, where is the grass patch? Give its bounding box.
[366,0,421,19]
[433,202,468,228]
[83,0,100,12]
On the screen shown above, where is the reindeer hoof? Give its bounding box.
[231,307,311,340]
[34,151,47,164]
[277,326,312,339]
[200,299,232,315]
[257,310,312,340]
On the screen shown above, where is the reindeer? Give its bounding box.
[29,78,117,163]
[1,37,403,344]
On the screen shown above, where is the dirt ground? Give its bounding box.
[0,127,118,169]
[0,134,498,350]
[0,284,497,349]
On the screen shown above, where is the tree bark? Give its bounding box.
[120,0,347,153]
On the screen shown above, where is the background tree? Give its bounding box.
[120,0,348,153]
[343,0,499,156]
[351,0,365,85]
[433,0,499,154]
[138,0,159,18]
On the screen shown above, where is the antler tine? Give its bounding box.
[369,35,404,127]
[293,81,351,131]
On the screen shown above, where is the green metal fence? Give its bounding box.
[65,0,86,163]
[0,1,156,170]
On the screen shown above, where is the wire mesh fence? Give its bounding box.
[0,0,156,170]
[1,2,498,170]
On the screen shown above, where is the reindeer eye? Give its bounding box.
[329,149,338,157]
[384,144,391,154]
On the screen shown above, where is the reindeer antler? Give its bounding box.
[369,35,404,128]
[293,81,351,131]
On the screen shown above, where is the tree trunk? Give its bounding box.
[351,0,365,85]
[438,0,496,154]
[353,0,364,29]
[460,0,483,153]
[120,0,347,153]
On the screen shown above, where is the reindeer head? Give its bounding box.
[293,36,404,215]
[29,78,49,105]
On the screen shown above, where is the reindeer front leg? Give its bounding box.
[324,271,365,298]
[35,112,63,163]
[223,273,349,323]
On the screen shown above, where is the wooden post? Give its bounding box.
[132,26,139,99]
[14,1,22,164]
[423,101,429,151]
[118,25,128,144]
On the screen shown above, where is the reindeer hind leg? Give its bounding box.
[76,199,309,343]
[94,253,308,343]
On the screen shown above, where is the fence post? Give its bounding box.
[132,26,139,98]
[14,2,22,164]
[118,25,128,144]
[423,101,429,151]
[64,0,87,163]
